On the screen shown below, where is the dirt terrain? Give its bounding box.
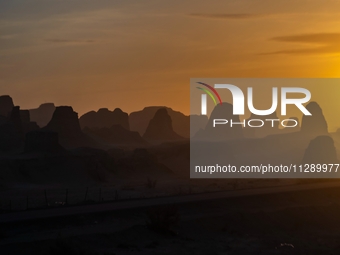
[1,183,340,254]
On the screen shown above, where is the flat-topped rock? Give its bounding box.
[79,108,130,130]
[44,106,81,136]
[29,103,56,127]
[0,95,14,117]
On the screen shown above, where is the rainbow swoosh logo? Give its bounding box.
[196,82,222,105]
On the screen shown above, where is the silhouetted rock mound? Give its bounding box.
[80,108,130,130]
[107,148,126,160]
[69,147,111,182]
[190,115,208,137]
[243,112,280,138]
[29,103,56,127]
[130,106,190,138]
[301,102,328,134]
[9,106,23,135]
[45,106,81,136]
[19,110,39,134]
[0,95,14,117]
[148,141,190,178]
[0,116,22,151]
[194,103,243,141]
[0,115,7,125]
[27,122,40,132]
[116,148,172,176]
[1,105,27,150]
[44,106,94,148]
[302,135,338,164]
[143,108,183,142]
[20,110,30,124]
[84,125,148,145]
[25,130,65,153]
[282,117,300,134]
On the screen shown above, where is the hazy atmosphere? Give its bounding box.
[2,0,340,115]
[2,1,340,254]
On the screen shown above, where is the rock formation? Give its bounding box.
[194,102,243,141]
[79,108,130,130]
[0,104,37,151]
[190,115,208,137]
[29,103,56,127]
[44,106,81,136]
[281,117,300,134]
[301,102,328,135]
[25,130,64,153]
[0,95,14,117]
[0,116,22,151]
[84,125,148,145]
[143,108,183,142]
[19,109,39,134]
[20,110,30,124]
[302,135,338,164]
[44,106,94,148]
[119,148,172,175]
[9,106,23,135]
[243,112,280,138]
[129,106,190,138]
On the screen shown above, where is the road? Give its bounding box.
[1,181,340,223]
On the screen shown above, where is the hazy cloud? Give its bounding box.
[263,33,340,55]
[188,13,268,20]
[0,34,17,40]
[271,33,340,43]
[44,39,95,44]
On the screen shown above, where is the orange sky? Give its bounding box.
[1,0,340,116]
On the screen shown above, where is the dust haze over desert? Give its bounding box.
[2,0,340,254]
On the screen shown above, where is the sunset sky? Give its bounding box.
[1,0,340,116]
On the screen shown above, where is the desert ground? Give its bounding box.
[1,182,340,255]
